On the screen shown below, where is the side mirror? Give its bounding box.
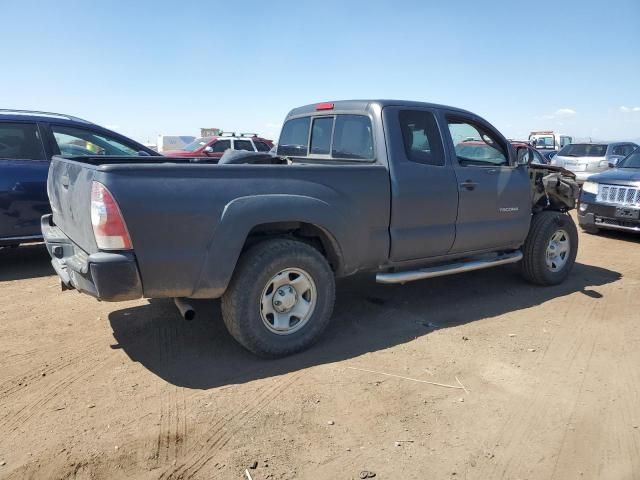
[203,146,213,154]
[608,162,615,168]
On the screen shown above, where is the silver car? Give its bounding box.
[551,142,638,183]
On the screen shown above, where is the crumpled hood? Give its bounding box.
[588,168,640,185]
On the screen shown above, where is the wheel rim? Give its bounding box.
[260,268,317,335]
[545,229,570,272]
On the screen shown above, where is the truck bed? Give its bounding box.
[47,155,391,299]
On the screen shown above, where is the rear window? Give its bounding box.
[278,117,310,156]
[278,115,374,160]
[310,117,333,155]
[558,144,607,157]
[0,122,46,160]
[331,115,373,160]
[254,141,271,152]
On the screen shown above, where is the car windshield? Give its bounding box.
[533,136,555,148]
[618,151,640,168]
[557,144,607,157]
[182,137,211,152]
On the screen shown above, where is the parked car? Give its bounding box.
[163,133,274,160]
[0,109,159,247]
[578,149,640,234]
[42,100,579,357]
[551,142,639,183]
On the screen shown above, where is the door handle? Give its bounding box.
[460,180,477,191]
[486,168,499,174]
[61,175,69,188]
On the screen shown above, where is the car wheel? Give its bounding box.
[221,238,335,357]
[521,211,578,286]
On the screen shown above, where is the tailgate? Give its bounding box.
[47,156,99,253]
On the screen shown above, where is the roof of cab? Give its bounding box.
[285,99,475,118]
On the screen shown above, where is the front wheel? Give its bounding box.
[221,238,335,357]
[521,211,578,286]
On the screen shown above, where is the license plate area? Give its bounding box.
[615,207,640,219]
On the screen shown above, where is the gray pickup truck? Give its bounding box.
[43,100,579,357]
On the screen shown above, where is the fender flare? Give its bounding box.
[191,194,351,298]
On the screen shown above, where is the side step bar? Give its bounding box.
[376,251,523,285]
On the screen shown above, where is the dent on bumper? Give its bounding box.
[43,214,143,301]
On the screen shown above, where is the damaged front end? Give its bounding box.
[529,164,580,212]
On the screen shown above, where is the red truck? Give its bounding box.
[163,133,273,160]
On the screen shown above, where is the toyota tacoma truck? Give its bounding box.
[42,100,579,357]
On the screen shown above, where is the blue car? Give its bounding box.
[0,110,159,247]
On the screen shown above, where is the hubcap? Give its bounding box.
[260,268,316,335]
[545,229,570,272]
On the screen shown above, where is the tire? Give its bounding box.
[521,211,578,286]
[221,238,335,357]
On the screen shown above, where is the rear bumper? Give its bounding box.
[41,214,143,301]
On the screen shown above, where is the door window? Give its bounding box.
[310,117,333,155]
[254,141,271,152]
[398,110,444,166]
[210,140,231,152]
[0,123,46,160]
[234,139,255,151]
[52,125,139,156]
[447,118,508,166]
[278,117,310,156]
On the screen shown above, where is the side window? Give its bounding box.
[234,139,254,151]
[331,115,373,160]
[52,125,139,156]
[278,117,310,157]
[531,148,546,164]
[254,141,271,152]
[0,123,46,160]
[447,117,508,167]
[310,117,334,155]
[210,140,231,153]
[398,110,444,166]
[612,145,624,156]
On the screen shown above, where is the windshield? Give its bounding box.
[618,151,640,168]
[533,136,555,148]
[557,144,607,157]
[182,137,211,152]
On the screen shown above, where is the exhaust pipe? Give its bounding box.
[174,297,195,321]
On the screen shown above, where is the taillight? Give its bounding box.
[90,181,132,250]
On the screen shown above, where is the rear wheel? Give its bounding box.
[221,239,335,357]
[521,211,578,285]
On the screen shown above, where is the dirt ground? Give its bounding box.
[1,218,639,480]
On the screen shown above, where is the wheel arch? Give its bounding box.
[191,194,347,298]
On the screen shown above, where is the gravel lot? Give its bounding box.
[1,216,639,480]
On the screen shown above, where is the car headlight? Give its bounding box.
[582,181,598,194]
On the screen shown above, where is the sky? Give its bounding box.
[1,0,639,144]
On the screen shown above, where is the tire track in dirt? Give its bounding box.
[161,371,304,480]
[148,321,189,471]
[472,293,603,479]
[0,340,107,436]
[0,340,102,401]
